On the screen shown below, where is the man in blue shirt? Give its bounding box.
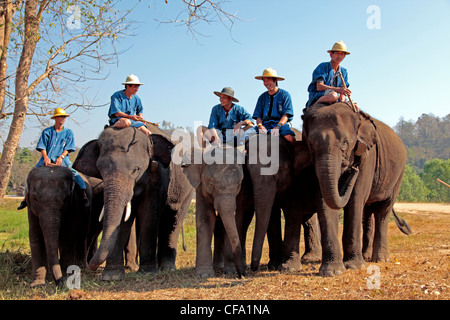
[253,68,296,143]
[17,108,88,210]
[108,74,151,136]
[197,87,255,148]
[305,41,352,108]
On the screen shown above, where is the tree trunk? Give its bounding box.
[0,0,40,201]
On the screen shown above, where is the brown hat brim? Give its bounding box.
[214,91,239,102]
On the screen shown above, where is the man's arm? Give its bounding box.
[316,81,351,96]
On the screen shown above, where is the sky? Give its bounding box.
[17,0,450,149]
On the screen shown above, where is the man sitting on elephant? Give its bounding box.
[108,74,152,136]
[17,108,89,210]
[253,68,296,143]
[305,41,353,108]
[197,87,255,148]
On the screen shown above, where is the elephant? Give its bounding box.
[84,176,138,271]
[243,134,321,271]
[26,165,92,287]
[73,126,193,280]
[181,146,246,278]
[302,102,410,276]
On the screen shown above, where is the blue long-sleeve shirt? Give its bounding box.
[305,62,349,108]
[208,104,253,131]
[252,88,294,125]
[35,126,76,167]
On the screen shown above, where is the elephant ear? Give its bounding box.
[149,134,175,168]
[293,141,311,175]
[355,112,377,156]
[73,140,102,179]
[180,147,203,189]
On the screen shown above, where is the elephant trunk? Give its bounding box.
[316,155,359,210]
[214,195,246,278]
[40,212,63,283]
[88,178,133,271]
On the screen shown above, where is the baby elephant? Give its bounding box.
[26,166,91,287]
[182,146,246,278]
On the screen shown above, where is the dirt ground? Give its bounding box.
[30,202,448,302]
[6,201,448,303]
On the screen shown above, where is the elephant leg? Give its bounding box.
[362,207,375,261]
[267,206,282,270]
[280,205,302,271]
[28,212,47,287]
[301,213,322,263]
[221,233,237,275]
[195,194,216,278]
[342,200,366,270]
[158,192,192,271]
[372,205,392,262]
[235,204,253,269]
[251,191,276,271]
[213,216,225,272]
[125,219,139,272]
[317,200,345,277]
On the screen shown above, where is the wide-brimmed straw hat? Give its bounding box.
[255,68,285,81]
[213,87,239,102]
[122,74,144,85]
[51,108,70,119]
[327,41,350,55]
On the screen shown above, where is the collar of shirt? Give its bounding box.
[222,104,234,117]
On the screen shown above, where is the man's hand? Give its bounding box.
[55,156,64,166]
[271,127,280,136]
[43,156,51,166]
[336,87,351,96]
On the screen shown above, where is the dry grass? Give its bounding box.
[1,199,449,301]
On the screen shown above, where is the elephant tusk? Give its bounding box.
[99,206,105,222]
[124,202,132,222]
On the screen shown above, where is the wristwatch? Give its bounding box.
[60,155,65,159]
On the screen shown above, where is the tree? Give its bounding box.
[422,159,450,203]
[0,0,241,201]
[397,164,429,202]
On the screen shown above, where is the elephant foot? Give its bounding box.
[138,265,158,275]
[30,279,46,288]
[280,257,302,272]
[100,268,125,281]
[160,262,176,272]
[344,256,366,270]
[125,261,139,272]
[196,266,215,279]
[267,259,280,271]
[319,261,346,277]
[250,261,260,272]
[371,251,389,263]
[301,251,322,264]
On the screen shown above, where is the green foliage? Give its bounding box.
[422,159,450,202]
[398,165,429,202]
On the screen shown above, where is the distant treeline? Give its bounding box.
[4,114,449,202]
[394,113,449,202]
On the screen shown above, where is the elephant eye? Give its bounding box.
[132,166,140,174]
[341,140,349,151]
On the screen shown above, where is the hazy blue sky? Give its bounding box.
[18,0,450,148]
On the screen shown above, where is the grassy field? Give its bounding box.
[0,197,448,301]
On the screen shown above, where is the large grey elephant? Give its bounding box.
[26,166,92,287]
[181,146,246,278]
[73,127,193,280]
[244,134,321,271]
[302,102,410,276]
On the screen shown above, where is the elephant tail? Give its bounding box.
[393,209,412,235]
[181,226,187,252]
